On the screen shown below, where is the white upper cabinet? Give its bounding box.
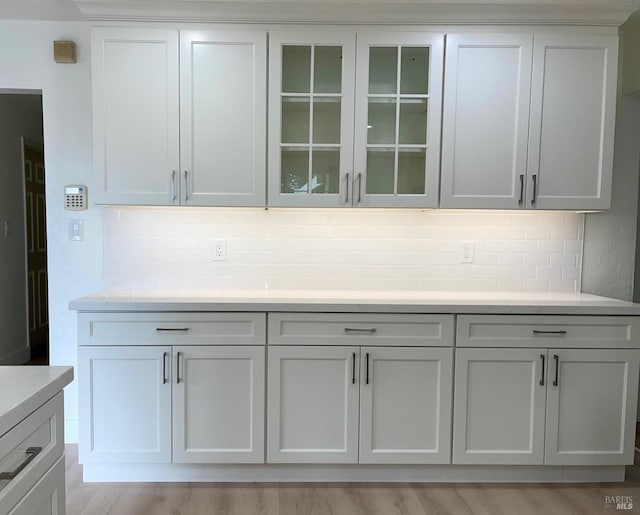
[180,31,267,206]
[268,30,444,208]
[441,32,617,210]
[92,28,180,205]
[92,27,267,206]
[354,32,444,208]
[268,31,356,207]
[527,35,617,210]
[440,34,533,209]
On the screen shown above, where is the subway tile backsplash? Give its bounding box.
[103,208,584,292]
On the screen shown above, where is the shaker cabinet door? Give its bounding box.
[79,345,172,464]
[544,349,640,465]
[440,34,533,209]
[172,346,265,463]
[92,28,180,205]
[267,346,359,463]
[180,31,267,206]
[527,35,617,210]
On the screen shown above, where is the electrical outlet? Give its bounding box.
[214,239,227,261]
[460,241,474,263]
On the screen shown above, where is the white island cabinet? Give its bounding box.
[0,366,73,515]
[71,291,640,483]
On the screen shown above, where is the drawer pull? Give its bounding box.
[532,330,567,335]
[156,328,190,332]
[344,327,377,334]
[0,447,42,480]
[539,354,545,386]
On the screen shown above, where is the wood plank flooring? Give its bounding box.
[65,445,640,515]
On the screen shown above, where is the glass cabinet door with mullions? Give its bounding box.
[354,33,444,208]
[268,32,356,207]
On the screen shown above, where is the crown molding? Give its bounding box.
[73,0,640,26]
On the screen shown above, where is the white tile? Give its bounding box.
[550,253,576,267]
[525,254,551,266]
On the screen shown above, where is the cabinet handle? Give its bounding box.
[163,352,168,384]
[357,173,362,204]
[344,327,377,334]
[532,330,567,335]
[518,174,524,206]
[0,447,42,480]
[156,327,190,332]
[352,352,356,384]
[171,170,177,201]
[184,170,189,202]
[177,351,183,384]
[344,173,350,204]
[539,354,545,386]
[531,174,537,205]
[365,352,370,385]
[553,354,559,387]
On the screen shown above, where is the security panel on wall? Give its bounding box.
[65,185,88,210]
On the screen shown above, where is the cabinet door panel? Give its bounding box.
[79,346,172,464]
[267,346,359,463]
[453,348,546,464]
[173,346,265,463]
[92,28,179,205]
[354,32,444,208]
[527,35,617,210]
[545,349,640,465]
[441,34,533,209]
[180,31,267,206]
[268,32,356,207]
[359,347,452,464]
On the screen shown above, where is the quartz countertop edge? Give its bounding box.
[0,366,74,438]
[68,290,640,315]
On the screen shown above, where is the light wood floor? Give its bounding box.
[66,445,640,515]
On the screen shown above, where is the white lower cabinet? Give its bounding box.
[267,345,453,464]
[173,346,265,463]
[8,456,65,515]
[453,347,640,465]
[79,345,265,465]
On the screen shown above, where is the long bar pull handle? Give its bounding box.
[0,447,42,480]
[357,173,362,204]
[365,352,370,385]
[344,327,377,334]
[344,173,350,204]
[176,351,182,384]
[184,170,189,202]
[533,330,567,335]
[352,352,356,385]
[539,354,545,386]
[163,352,168,384]
[156,327,190,332]
[553,354,559,387]
[518,174,524,206]
[171,170,177,201]
[531,174,537,205]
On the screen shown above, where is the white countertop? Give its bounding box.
[69,289,640,315]
[0,366,74,438]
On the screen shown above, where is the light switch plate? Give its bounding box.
[69,219,84,241]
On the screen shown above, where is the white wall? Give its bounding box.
[0,20,103,442]
[105,208,584,292]
[0,94,43,364]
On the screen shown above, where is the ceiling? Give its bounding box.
[0,0,85,21]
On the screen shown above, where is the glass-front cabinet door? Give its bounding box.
[269,32,356,207]
[353,33,444,207]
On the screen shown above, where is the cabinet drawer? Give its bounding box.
[78,312,266,346]
[8,455,65,515]
[457,315,640,348]
[0,393,64,512]
[268,313,454,346]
